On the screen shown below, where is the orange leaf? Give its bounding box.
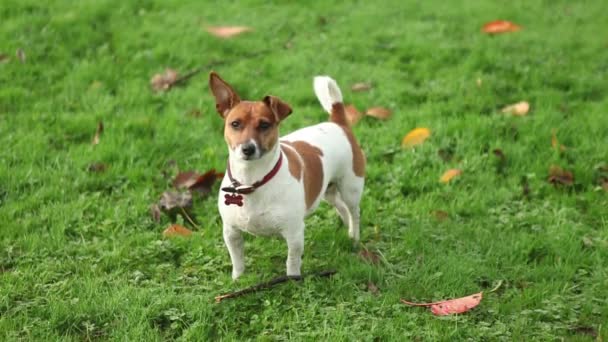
[482,20,521,34]
[365,107,392,120]
[402,128,431,148]
[440,169,462,183]
[163,224,192,237]
[501,101,530,116]
[401,292,483,316]
[206,26,252,38]
[344,104,362,126]
[551,129,567,151]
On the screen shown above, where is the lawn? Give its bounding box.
[1,0,608,340]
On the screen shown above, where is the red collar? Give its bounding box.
[222,153,283,195]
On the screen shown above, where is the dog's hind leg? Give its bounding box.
[337,177,364,242]
[324,183,350,227]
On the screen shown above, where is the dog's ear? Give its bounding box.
[263,95,292,121]
[209,72,241,118]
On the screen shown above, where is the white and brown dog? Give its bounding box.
[209,72,365,279]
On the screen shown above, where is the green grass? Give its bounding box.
[2,0,608,340]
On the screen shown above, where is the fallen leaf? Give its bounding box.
[602,178,608,192]
[150,204,161,223]
[0,53,9,63]
[492,148,505,159]
[476,78,482,87]
[440,169,462,183]
[548,165,574,186]
[431,210,449,221]
[150,68,179,92]
[501,101,530,116]
[402,128,431,148]
[365,107,392,120]
[92,121,104,145]
[359,249,380,265]
[206,26,252,38]
[351,82,372,92]
[367,282,380,295]
[16,48,26,63]
[582,236,594,248]
[163,224,192,237]
[344,104,362,126]
[87,162,107,173]
[173,169,222,197]
[482,20,521,34]
[551,129,567,151]
[158,191,194,222]
[401,292,483,316]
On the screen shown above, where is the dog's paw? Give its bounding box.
[231,268,244,280]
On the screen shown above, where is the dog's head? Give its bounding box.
[209,72,292,161]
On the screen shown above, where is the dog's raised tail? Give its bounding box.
[314,76,347,126]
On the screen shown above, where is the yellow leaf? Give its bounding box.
[402,128,431,148]
[440,169,462,183]
[501,101,530,116]
[163,224,193,237]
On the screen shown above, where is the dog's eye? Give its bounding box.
[258,121,271,131]
[230,121,241,129]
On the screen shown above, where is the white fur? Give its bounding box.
[219,76,364,279]
[313,76,343,113]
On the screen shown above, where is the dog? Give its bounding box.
[209,72,365,279]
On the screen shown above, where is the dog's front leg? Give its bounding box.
[282,222,305,277]
[223,225,245,280]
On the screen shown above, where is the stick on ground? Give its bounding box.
[215,269,337,303]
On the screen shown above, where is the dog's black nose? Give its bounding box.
[241,143,256,157]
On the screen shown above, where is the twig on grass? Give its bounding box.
[215,269,337,303]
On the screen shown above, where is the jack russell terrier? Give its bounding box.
[209,72,365,279]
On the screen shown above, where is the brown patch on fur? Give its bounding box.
[224,101,279,153]
[340,127,366,177]
[280,143,302,180]
[330,103,349,126]
[282,141,324,209]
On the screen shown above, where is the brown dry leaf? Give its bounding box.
[367,282,380,295]
[150,68,179,92]
[401,292,483,316]
[492,148,505,160]
[87,162,107,173]
[551,129,567,151]
[501,101,530,116]
[402,128,431,148]
[440,169,462,183]
[431,210,449,221]
[344,104,362,126]
[92,121,104,145]
[351,82,372,92]
[173,169,223,197]
[365,107,392,120]
[0,53,9,64]
[548,165,574,186]
[482,20,521,34]
[206,26,252,38]
[16,48,26,63]
[158,190,193,222]
[602,178,608,192]
[163,224,193,237]
[359,249,380,265]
